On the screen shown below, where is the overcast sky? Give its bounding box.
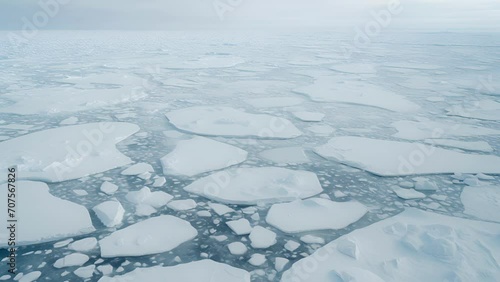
[0,0,499,30]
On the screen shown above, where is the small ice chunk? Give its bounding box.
[54,253,89,268]
[248,254,267,266]
[74,265,95,279]
[121,163,154,176]
[167,199,197,211]
[18,271,41,282]
[152,177,166,187]
[249,226,277,249]
[228,242,248,255]
[284,240,301,252]
[300,235,325,244]
[97,264,113,276]
[414,178,438,191]
[68,237,98,252]
[226,219,253,235]
[93,201,125,227]
[126,187,173,208]
[275,257,289,272]
[392,187,426,200]
[208,203,234,215]
[100,181,118,195]
[197,210,212,217]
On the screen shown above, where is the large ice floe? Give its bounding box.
[293,77,420,112]
[99,215,197,257]
[266,198,367,233]
[0,87,146,115]
[281,208,500,282]
[315,136,500,176]
[165,106,302,138]
[461,185,500,223]
[161,136,248,177]
[183,167,323,205]
[98,260,250,282]
[391,120,500,140]
[0,181,94,246]
[0,122,139,182]
[447,99,500,121]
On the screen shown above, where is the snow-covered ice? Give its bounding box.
[161,136,247,177]
[245,97,303,108]
[0,122,139,182]
[54,253,89,268]
[165,106,302,138]
[93,201,125,227]
[99,215,197,257]
[0,181,94,246]
[266,198,367,233]
[226,218,253,235]
[461,185,500,223]
[98,260,250,282]
[315,136,500,176]
[282,208,500,282]
[291,111,325,122]
[228,242,248,255]
[121,163,154,176]
[424,138,493,152]
[392,186,426,200]
[392,120,500,140]
[249,226,277,248]
[68,237,98,252]
[447,99,500,121]
[100,181,119,195]
[183,167,323,205]
[167,199,197,211]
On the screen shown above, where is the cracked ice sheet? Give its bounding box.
[0,87,146,115]
[314,136,500,176]
[0,122,139,182]
[281,208,500,282]
[98,260,250,282]
[165,106,302,138]
[183,167,323,205]
[293,76,420,112]
[0,181,94,247]
[447,99,500,121]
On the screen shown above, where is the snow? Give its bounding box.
[266,198,367,233]
[167,199,197,211]
[249,226,277,248]
[282,208,500,282]
[18,271,41,282]
[228,242,248,255]
[183,167,323,205]
[392,186,426,200]
[165,106,302,138]
[164,56,245,69]
[0,181,94,247]
[93,201,125,227]
[226,219,253,235]
[74,265,95,279]
[99,215,197,258]
[68,237,98,252]
[0,87,146,115]
[330,63,377,74]
[245,97,304,108]
[294,77,420,112]
[259,147,310,164]
[161,136,247,177]
[0,122,139,182]
[392,120,500,140]
[100,181,119,195]
[54,253,89,268]
[292,111,325,122]
[315,136,500,176]
[447,99,500,121]
[208,203,235,215]
[248,254,267,266]
[424,139,493,152]
[98,260,250,282]
[461,185,500,223]
[121,163,154,176]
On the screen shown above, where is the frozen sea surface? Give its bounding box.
[0,30,499,281]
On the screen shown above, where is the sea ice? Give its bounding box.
[245,97,303,108]
[74,265,95,279]
[0,181,94,246]
[259,147,310,164]
[330,63,377,74]
[68,237,98,252]
[447,99,500,121]
[121,163,154,176]
[100,181,119,195]
[266,198,367,233]
[98,260,250,282]
[99,215,197,257]
[392,187,426,200]
[424,139,493,152]
[291,111,325,122]
[183,167,323,205]
[18,271,41,282]
[281,208,500,282]
[294,77,420,112]
[226,219,253,235]
[392,120,500,140]
[249,226,277,249]
[461,185,500,223]
[228,242,248,255]
[0,122,139,182]
[167,199,197,211]
[208,203,235,215]
[53,253,89,268]
[315,136,500,176]
[93,201,125,227]
[248,254,267,266]
[161,136,247,177]
[165,106,302,138]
